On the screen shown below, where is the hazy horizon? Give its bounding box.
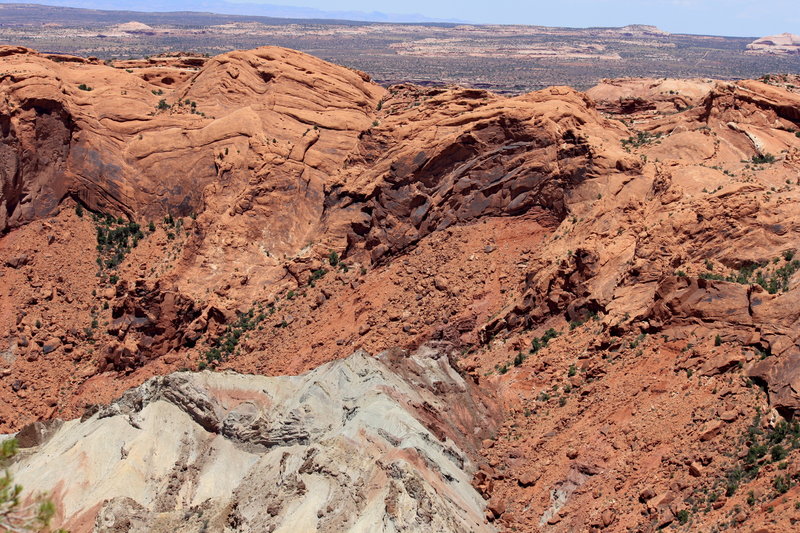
[2,0,798,38]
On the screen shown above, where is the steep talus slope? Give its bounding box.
[468,77,800,532]
[483,78,800,408]
[8,345,498,532]
[2,45,800,533]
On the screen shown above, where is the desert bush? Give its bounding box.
[1,438,62,532]
[750,153,776,164]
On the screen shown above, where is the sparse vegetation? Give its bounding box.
[530,328,560,354]
[77,83,92,91]
[309,268,327,284]
[328,250,340,267]
[723,410,800,498]
[1,438,62,532]
[621,131,662,150]
[93,212,143,276]
[201,307,266,367]
[569,318,584,330]
[750,153,777,165]
[700,255,800,294]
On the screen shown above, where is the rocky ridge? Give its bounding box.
[8,345,497,532]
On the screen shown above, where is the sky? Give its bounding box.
[9,0,800,37]
[251,0,795,36]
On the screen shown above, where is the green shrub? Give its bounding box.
[701,257,799,294]
[771,444,788,462]
[773,474,790,494]
[93,215,146,278]
[75,204,84,217]
[676,509,690,524]
[746,443,768,464]
[751,154,776,165]
[1,438,61,531]
[77,83,92,91]
[621,131,662,149]
[530,328,561,354]
[203,308,264,365]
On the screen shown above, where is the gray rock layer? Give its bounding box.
[8,345,497,533]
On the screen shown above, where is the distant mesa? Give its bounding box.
[112,21,155,34]
[609,24,670,37]
[747,33,800,55]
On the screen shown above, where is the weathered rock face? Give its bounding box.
[8,345,498,533]
[0,45,383,305]
[747,33,800,56]
[332,84,634,264]
[104,279,207,371]
[0,45,381,232]
[480,76,800,419]
[586,78,716,114]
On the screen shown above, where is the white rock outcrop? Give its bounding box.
[7,346,497,533]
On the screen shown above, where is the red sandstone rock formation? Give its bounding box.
[2,45,800,532]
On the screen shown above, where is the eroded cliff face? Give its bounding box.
[8,345,499,532]
[2,46,800,533]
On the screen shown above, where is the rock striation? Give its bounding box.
[747,33,800,55]
[7,345,498,532]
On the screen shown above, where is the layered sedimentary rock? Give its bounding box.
[8,345,497,532]
[2,44,800,533]
[747,33,800,56]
